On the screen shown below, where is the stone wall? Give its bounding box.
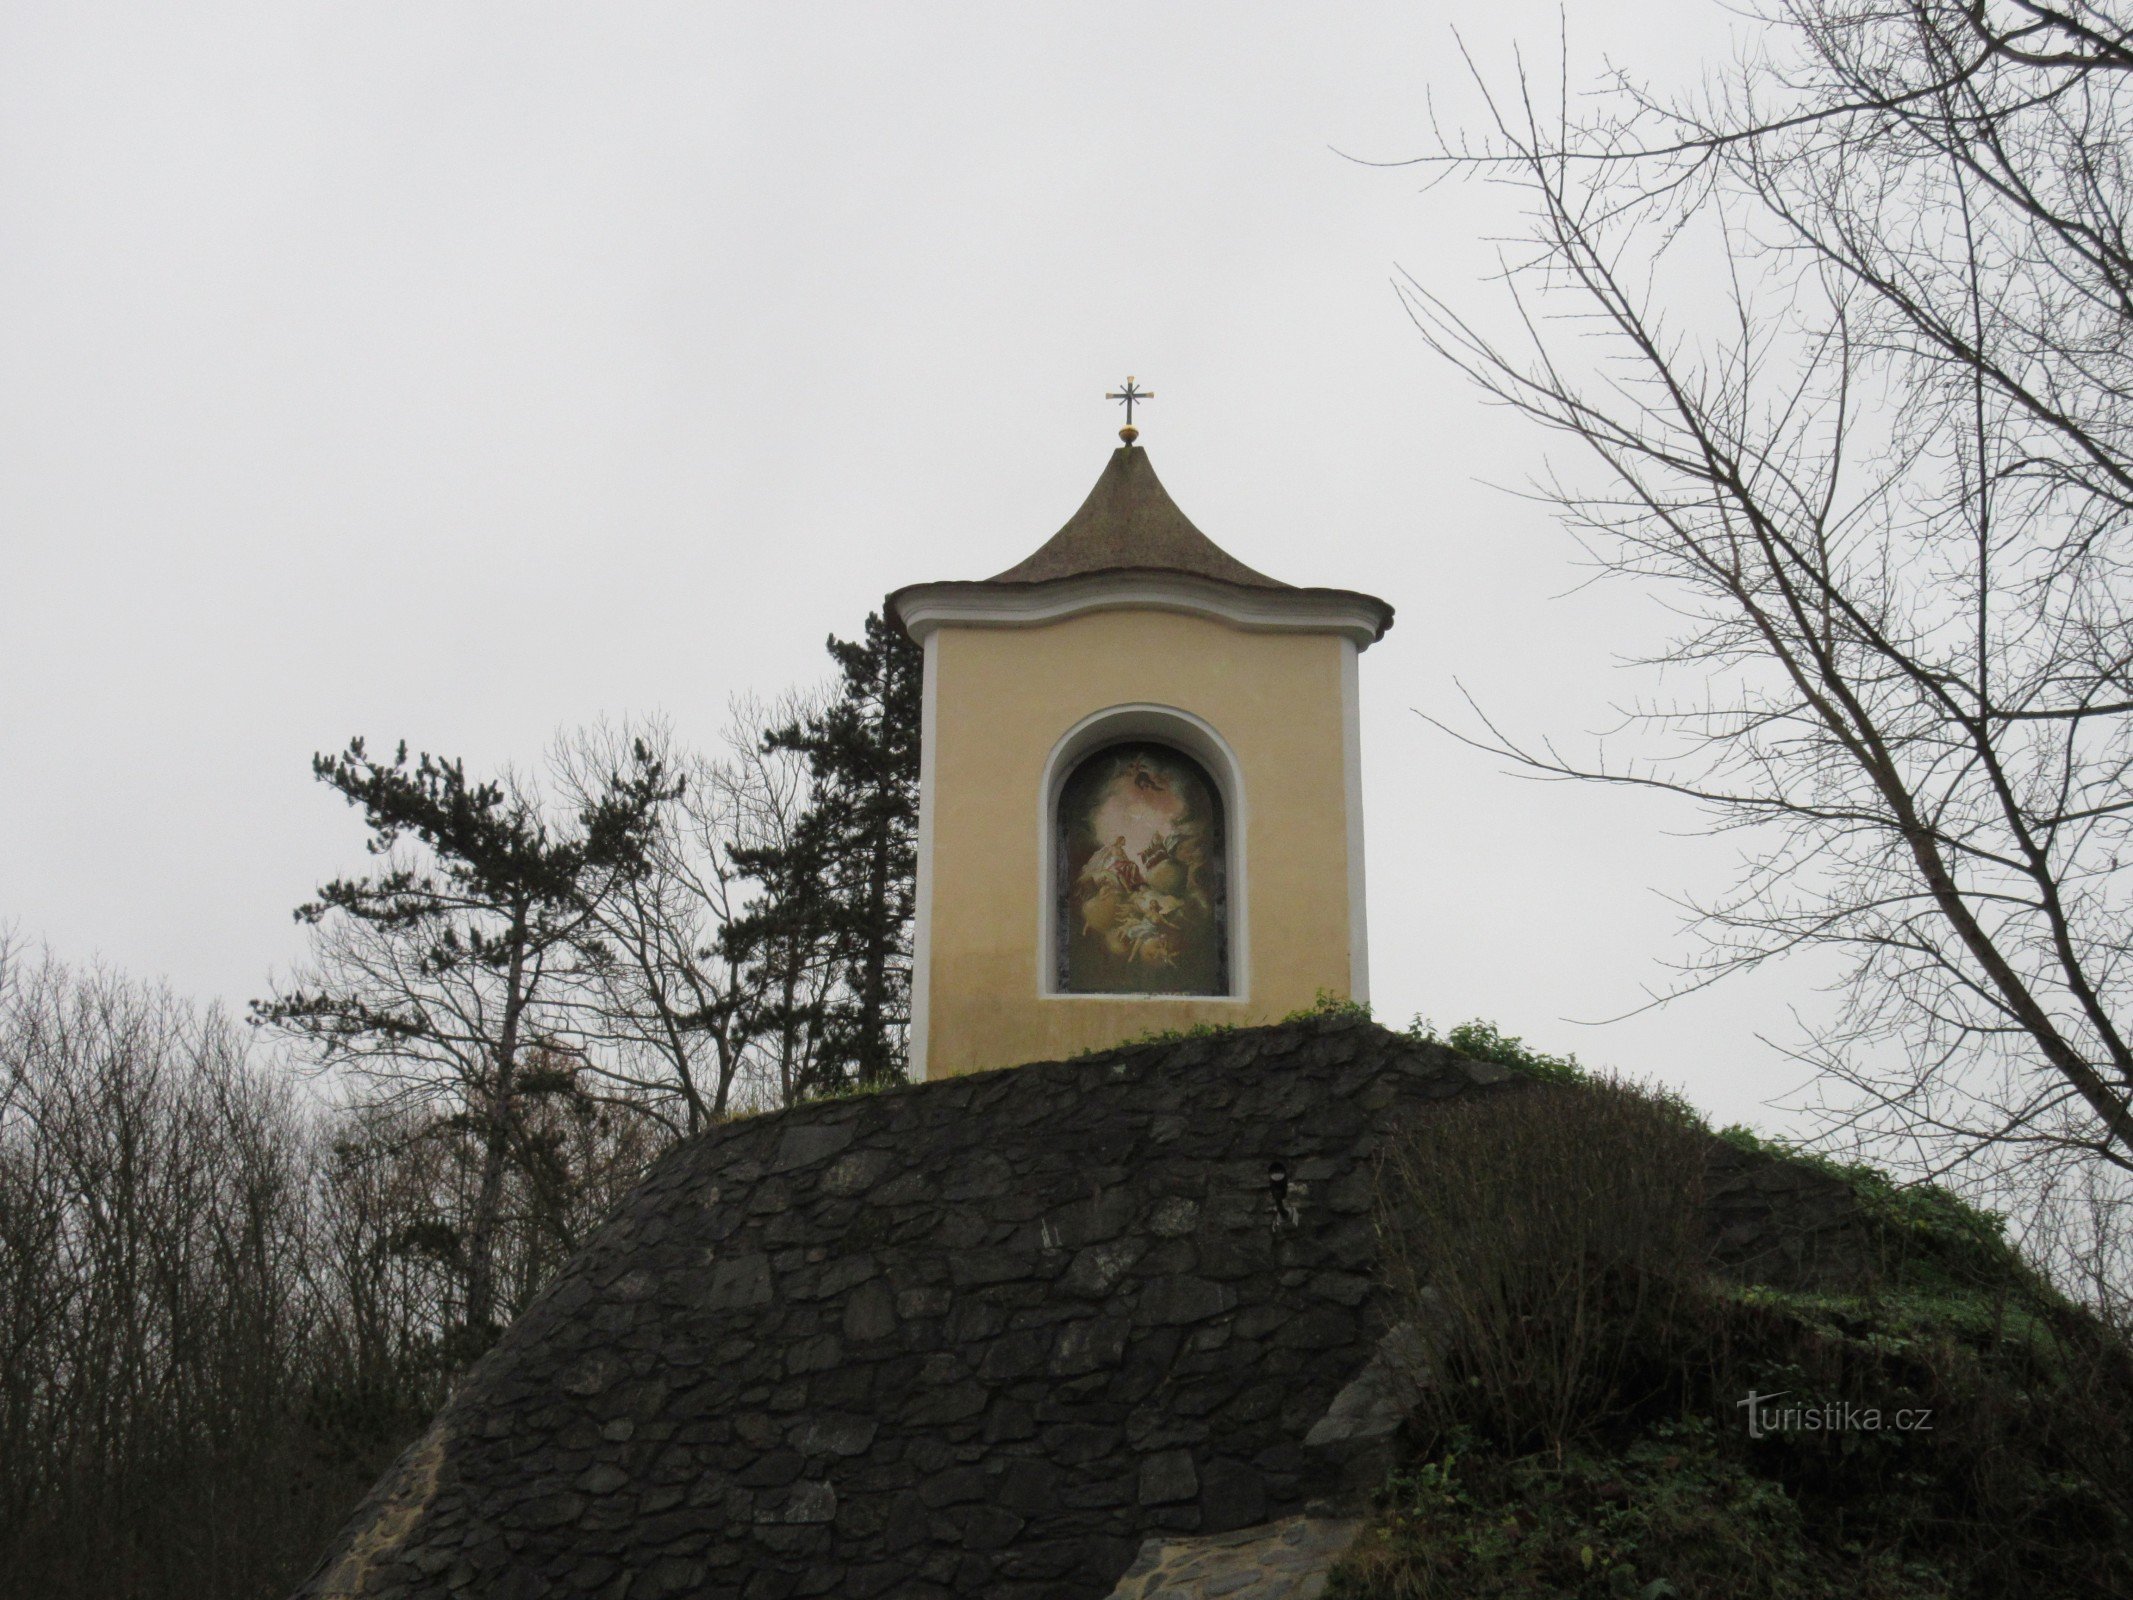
[295,1018,1517,1600]
[1702,1137,1888,1291]
[292,1017,1884,1600]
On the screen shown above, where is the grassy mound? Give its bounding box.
[1328,1051,2133,1600]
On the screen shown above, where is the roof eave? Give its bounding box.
[886,568,1395,650]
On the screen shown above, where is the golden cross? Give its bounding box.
[1106,376,1153,434]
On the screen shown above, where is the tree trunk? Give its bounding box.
[775,936,802,1106]
[463,902,529,1334]
[855,803,892,1087]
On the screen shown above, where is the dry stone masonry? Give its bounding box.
[1103,1516,1365,1599]
[294,1016,1875,1600]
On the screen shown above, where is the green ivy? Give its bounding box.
[1067,1020,1240,1057]
[1715,1125,2019,1291]
[1282,988,1375,1024]
[1407,1015,1590,1085]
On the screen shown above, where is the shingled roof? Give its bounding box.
[886,447,1394,643]
[988,446,1287,589]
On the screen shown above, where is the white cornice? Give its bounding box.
[892,572,1391,649]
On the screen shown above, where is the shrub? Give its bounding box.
[1377,1076,1712,1453]
[1357,1078,2133,1598]
[1409,1017,1588,1085]
[1288,989,1375,1024]
[1330,1419,1840,1600]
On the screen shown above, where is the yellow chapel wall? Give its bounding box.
[917,608,1362,1079]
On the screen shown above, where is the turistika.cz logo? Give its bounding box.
[1736,1390,1933,1440]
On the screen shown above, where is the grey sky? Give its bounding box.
[1,2,1820,1129]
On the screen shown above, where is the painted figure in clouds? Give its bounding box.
[1058,744,1226,995]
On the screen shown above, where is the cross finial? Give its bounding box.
[1106,376,1153,445]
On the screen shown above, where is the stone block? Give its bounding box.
[1050,1317,1130,1376]
[1138,1450,1200,1506]
[842,1281,898,1343]
[771,1123,856,1174]
[1064,1238,1146,1296]
[706,1253,774,1311]
[1134,1277,1237,1326]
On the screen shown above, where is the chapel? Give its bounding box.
[887,400,1393,1078]
[290,410,1871,1600]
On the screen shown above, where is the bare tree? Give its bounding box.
[1400,2,2133,1237]
[1,932,658,1598]
[549,701,830,1127]
[0,942,332,1597]
[303,1099,462,1415]
[714,693,844,1107]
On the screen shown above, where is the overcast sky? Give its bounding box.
[1,2,1836,1131]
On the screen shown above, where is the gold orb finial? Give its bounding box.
[1118,424,1139,444]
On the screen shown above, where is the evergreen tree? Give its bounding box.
[258,738,673,1338]
[729,613,920,1094]
[721,770,840,1105]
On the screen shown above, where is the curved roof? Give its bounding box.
[991,445,1288,588]
[887,445,1394,644]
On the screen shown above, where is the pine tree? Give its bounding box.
[722,779,840,1105]
[729,613,921,1095]
[258,738,673,1339]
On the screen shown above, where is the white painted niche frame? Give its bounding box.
[1037,703,1250,1003]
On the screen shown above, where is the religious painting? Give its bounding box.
[1055,741,1228,995]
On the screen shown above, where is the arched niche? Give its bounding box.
[1039,705,1246,998]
